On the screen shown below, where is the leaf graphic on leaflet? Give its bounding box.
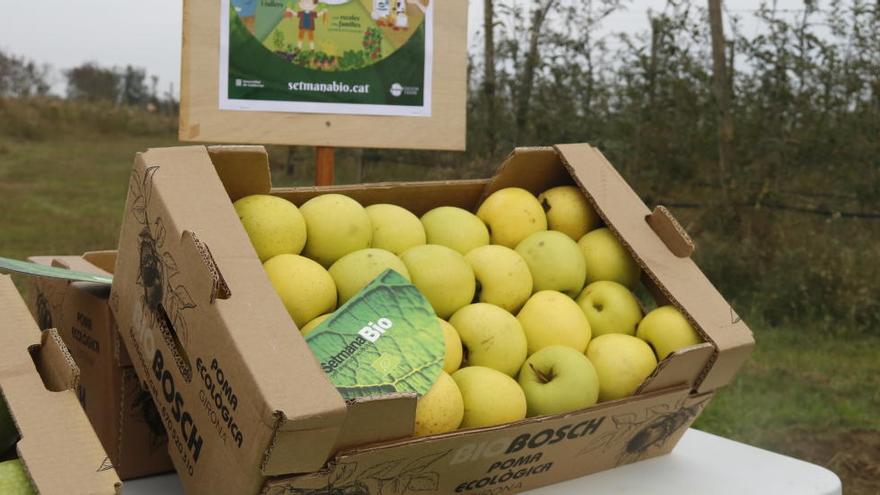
[306,270,444,400]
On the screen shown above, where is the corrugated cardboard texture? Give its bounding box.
[108,143,753,495]
[27,254,173,480]
[0,274,121,494]
[110,146,351,493]
[553,144,754,392]
[268,387,712,494]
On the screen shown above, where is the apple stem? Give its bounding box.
[529,363,553,384]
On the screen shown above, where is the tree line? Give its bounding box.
[0,51,177,115]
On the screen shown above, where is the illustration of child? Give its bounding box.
[285,0,328,50]
[232,0,257,34]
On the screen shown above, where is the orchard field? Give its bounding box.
[0,96,877,492]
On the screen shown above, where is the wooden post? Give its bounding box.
[315,146,335,186]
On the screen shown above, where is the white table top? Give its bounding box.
[122,429,842,495]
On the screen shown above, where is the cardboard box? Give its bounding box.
[0,274,121,494]
[25,252,174,480]
[109,144,754,494]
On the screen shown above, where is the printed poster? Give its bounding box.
[219,0,433,116]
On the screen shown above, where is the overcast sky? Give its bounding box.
[0,0,805,96]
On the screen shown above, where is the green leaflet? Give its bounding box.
[0,257,112,285]
[306,269,444,400]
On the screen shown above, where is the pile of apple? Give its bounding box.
[234,185,702,437]
[0,400,33,494]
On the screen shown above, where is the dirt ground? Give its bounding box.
[762,428,880,494]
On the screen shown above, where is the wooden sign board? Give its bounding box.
[180,0,467,150]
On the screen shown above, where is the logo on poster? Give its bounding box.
[389,83,419,97]
[236,78,264,88]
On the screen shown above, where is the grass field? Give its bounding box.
[1,101,877,493]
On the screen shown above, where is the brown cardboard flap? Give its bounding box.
[637,343,715,395]
[554,144,754,393]
[31,329,80,392]
[646,206,695,258]
[275,180,489,217]
[334,394,417,453]
[114,146,348,475]
[207,145,272,202]
[479,147,573,200]
[82,251,118,275]
[0,275,121,494]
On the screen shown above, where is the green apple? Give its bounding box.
[465,245,533,313]
[518,345,599,417]
[234,194,307,262]
[576,281,642,337]
[538,185,601,241]
[636,305,702,360]
[515,230,586,297]
[0,398,17,454]
[586,334,657,402]
[329,248,410,304]
[300,313,331,337]
[413,371,464,436]
[0,459,34,494]
[577,228,641,288]
[449,303,528,376]
[518,290,592,354]
[400,245,475,319]
[365,203,426,255]
[420,206,490,255]
[263,254,337,328]
[439,318,463,374]
[452,366,527,428]
[476,187,547,248]
[299,194,372,267]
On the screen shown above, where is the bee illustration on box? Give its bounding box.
[267,449,451,495]
[576,396,711,465]
[34,289,56,331]
[129,165,197,380]
[126,370,168,455]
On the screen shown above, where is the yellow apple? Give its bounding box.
[439,318,463,374]
[537,185,601,241]
[586,334,657,402]
[453,366,527,428]
[518,345,599,417]
[476,187,547,248]
[577,228,641,288]
[515,230,586,297]
[576,281,643,337]
[400,245,475,319]
[420,206,490,255]
[365,203,426,255]
[0,459,33,495]
[328,248,410,304]
[299,194,372,267]
[263,254,337,328]
[234,194,307,262]
[414,371,464,436]
[518,290,592,354]
[300,313,331,337]
[449,303,527,376]
[636,305,702,360]
[464,245,533,313]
